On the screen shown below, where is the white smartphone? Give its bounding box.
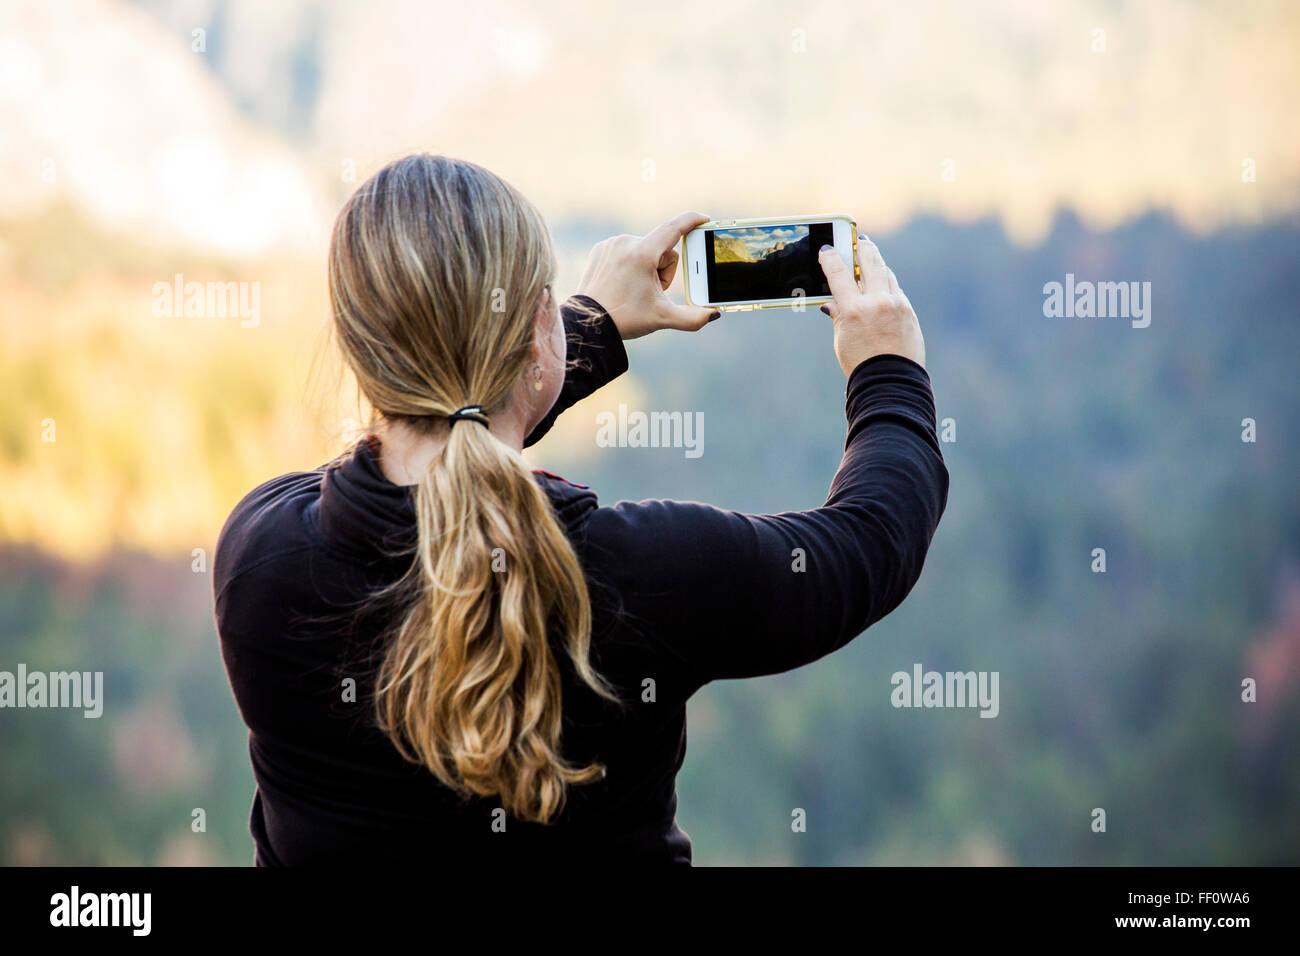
[681,215,858,311]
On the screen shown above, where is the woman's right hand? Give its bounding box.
[576,211,718,340]
[818,235,926,376]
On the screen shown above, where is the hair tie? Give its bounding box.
[448,405,489,427]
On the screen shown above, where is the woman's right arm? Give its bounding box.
[584,237,948,693]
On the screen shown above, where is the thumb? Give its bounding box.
[661,302,721,331]
[819,244,859,302]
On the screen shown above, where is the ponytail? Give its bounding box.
[375,419,614,822]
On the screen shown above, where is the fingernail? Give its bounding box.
[708,310,721,322]
[819,305,831,316]
[819,244,833,253]
[858,233,867,240]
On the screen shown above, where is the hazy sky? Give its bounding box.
[4,0,1298,255]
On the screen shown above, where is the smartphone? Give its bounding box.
[681,215,858,311]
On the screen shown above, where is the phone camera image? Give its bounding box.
[705,222,835,303]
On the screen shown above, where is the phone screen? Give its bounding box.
[705,221,835,303]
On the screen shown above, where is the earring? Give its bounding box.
[533,365,544,391]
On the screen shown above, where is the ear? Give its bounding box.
[532,285,557,359]
[535,285,553,322]
[529,301,544,362]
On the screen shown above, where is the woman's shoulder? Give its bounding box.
[531,468,598,529]
[213,467,328,600]
[532,470,721,560]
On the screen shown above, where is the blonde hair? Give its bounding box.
[327,154,615,823]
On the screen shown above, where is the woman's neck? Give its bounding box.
[372,412,529,487]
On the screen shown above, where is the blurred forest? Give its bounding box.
[2,203,1296,864]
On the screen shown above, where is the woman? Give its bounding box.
[214,154,948,865]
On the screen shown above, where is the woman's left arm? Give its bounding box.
[524,211,718,447]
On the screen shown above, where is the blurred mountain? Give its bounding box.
[0,0,329,255]
[2,0,1297,256]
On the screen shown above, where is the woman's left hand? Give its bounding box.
[576,211,719,340]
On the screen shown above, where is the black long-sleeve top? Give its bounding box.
[213,295,949,865]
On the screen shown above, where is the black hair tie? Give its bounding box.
[448,405,489,427]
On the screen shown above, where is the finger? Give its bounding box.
[656,246,679,290]
[857,235,891,294]
[642,210,710,259]
[819,244,860,302]
[886,267,900,294]
[819,299,840,320]
[659,302,718,331]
